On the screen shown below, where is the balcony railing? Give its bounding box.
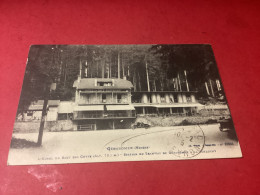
[78,99,128,105]
[74,111,136,119]
[104,112,135,118]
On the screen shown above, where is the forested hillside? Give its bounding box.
[18,44,224,112]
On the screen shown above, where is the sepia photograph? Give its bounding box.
[8,44,242,165]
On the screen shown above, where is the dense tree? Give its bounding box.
[17,44,224,145]
[19,45,64,145]
[21,44,222,107]
[150,44,222,96]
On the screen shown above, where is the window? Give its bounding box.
[117,94,122,103]
[97,82,112,86]
[160,94,165,103]
[187,95,191,102]
[58,114,67,120]
[102,94,106,103]
[174,95,178,102]
[27,111,33,116]
[58,113,73,120]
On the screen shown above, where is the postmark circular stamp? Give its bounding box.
[168,126,205,158]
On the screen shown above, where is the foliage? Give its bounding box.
[17,44,223,113]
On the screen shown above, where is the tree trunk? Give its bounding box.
[96,60,99,77]
[216,79,221,91]
[79,59,82,78]
[107,62,109,79]
[37,83,49,146]
[175,78,179,91]
[101,58,105,78]
[108,55,111,78]
[177,73,182,91]
[153,80,157,91]
[109,61,111,78]
[118,50,120,79]
[138,72,142,91]
[160,77,164,91]
[133,71,136,92]
[209,79,215,97]
[184,70,190,91]
[91,60,93,78]
[107,56,112,78]
[122,53,125,78]
[145,59,150,92]
[63,62,67,87]
[205,82,210,95]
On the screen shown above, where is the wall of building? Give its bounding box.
[78,91,130,104]
[13,120,75,133]
[135,115,226,127]
[16,111,42,121]
[46,107,58,121]
[198,108,230,116]
[45,120,74,131]
[139,92,196,104]
[13,121,41,133]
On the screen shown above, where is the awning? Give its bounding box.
[28,105,43,111]
[153,103,204,108]
[58,102,74,113]
[74,105,104,111]
[204,105,228,109]
[106,105,135,111]
[132,104,154,107]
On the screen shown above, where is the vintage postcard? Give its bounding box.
[8,44,242,165]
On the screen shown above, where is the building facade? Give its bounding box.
[17,100,60,121]
[16,78,229,131]
[72,78,136,130]
[132,91,202,116]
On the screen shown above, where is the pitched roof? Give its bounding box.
[73,78,133,90]
[48,100,60,106]
[28,104,44,111]
[58,101,74,113]
[106,105,135,111]
[27,100,60,110]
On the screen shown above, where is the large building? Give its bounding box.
[16,77,227,131]
[72,78,136,130]
[132,91,203,116]
[16,100,60,121]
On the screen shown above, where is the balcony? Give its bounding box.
[104,111,136,118]
[78,99,128,105]
[73,111,136,120]
[75,113,103,119]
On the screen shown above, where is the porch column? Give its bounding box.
[112,120,115,129]
[156,94,161,103]
[169,94,174,103]
[151,93,157,103]
[182,94,187,103]
[165,93,170,103]
[141,93,148,104]
[177,94,183,103]
[142,107,145,114]
[191,94,196,103]
[75,90,78,103]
